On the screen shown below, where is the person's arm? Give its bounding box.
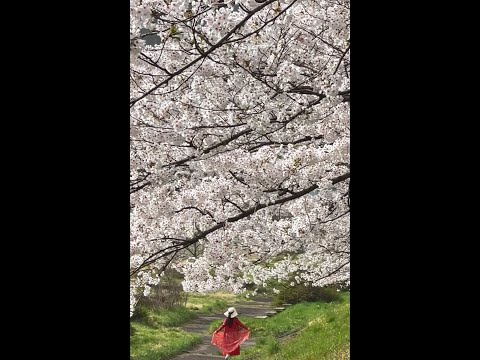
[237,318,249,330]
[214,320,226,334]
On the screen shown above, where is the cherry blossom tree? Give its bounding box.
[130,0,350,316]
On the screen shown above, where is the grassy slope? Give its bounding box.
[131,292,246,360]
[186,291,243,312]
[132,291,350,360]
[131,323,202,360]
[130,306,201,360]
[208,292,350,360]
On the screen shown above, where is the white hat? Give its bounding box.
[224,307,238,318]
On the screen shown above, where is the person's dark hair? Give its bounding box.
[226,312,234,327]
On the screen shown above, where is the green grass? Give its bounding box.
[186,291,246,314]
[132,291,349,360]
[133,305,198,327]
[219,292,350,360]
[131,306,201,360]
[208,298,338,336]
[130,322,202,360]
[131,292,248,360]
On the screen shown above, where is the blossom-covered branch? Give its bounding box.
[130,0,350,315]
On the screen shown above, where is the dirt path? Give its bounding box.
[173,297,274,360]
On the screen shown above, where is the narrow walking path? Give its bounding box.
[173,297,275,360]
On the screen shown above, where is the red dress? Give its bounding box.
[211,317,250,356]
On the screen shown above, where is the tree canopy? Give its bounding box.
[130,0,350,316]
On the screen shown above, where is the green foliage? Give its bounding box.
[273,284,341,306]
[137,269,188,310]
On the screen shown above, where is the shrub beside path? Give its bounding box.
[173,297,275,360]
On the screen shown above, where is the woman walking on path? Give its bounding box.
[211,307,250,360]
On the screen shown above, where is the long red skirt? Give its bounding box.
[211,328,250,356]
